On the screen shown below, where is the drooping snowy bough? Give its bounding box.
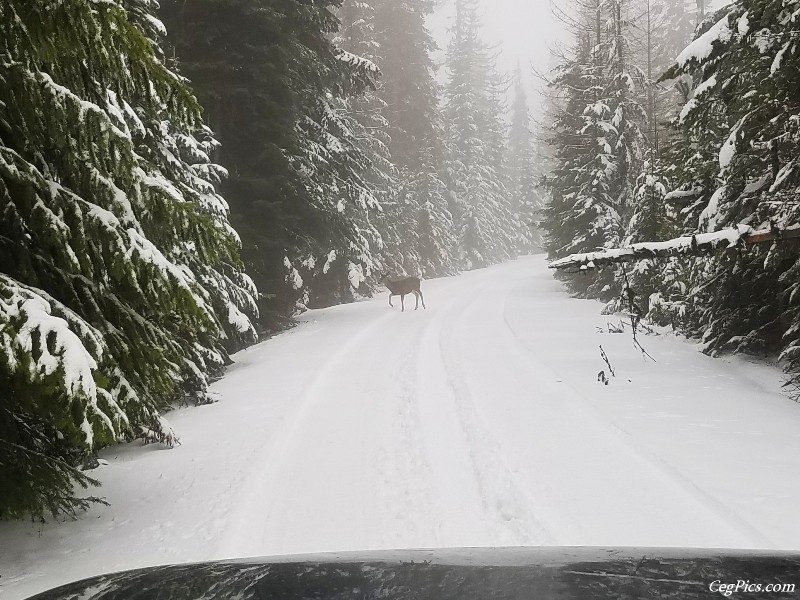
[0,0,257,519]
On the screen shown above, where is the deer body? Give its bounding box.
[382,276,426,312]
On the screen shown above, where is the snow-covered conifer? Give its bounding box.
[372,0,457,277]
[444,0,520,269]
[659,0,800,389]
[544,0,648,301]
[161,0,390,311]
[508,68,544,250]
[0,0,257,519]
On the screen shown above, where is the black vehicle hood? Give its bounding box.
[26,547,800,599]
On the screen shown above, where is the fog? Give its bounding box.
[429,0,730,112]
[429,0,566,105]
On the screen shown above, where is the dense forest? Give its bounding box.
[3,0,800,523]
[0,0,537,519]
[541,0,800,399]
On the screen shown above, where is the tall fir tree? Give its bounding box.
[373,0,441,175]
[542,32,614,296]
[544,0,649,301]
[373,0,457,277]
[0,0,257,520]
[508,67,544,250]
[160,0,388,316]
[444,0,519,269]
[326,1,401,301]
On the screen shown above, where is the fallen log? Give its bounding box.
[549,224,800,270]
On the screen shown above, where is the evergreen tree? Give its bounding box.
[444,0,518,269]
[542,27,620,298]
[622,160,685,315]
[333,0,400,292]
[404,151,457,277]
[606,0,649,240]
[0,0,257,519]
[374,0,442,175]
[549,0,800,396]
[508,68,544,250]
[660,0,700,80]
[294,81,388,307]
[544,0,650,300]
[373,0,456,276]
[638,0,699,153]
[161,0,388,315]
[658,0,800,387]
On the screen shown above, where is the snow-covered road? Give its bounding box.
[3,256,800,599]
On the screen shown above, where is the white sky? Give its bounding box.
[428,0,565,105]
[428,0,730,113]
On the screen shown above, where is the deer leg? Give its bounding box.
[414,290,419,310]
[388,294,393,308]
[401,294,405,312]
[419,289,426,309]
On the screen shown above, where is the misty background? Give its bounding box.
[5,0,800,538]
[429,0,563,103]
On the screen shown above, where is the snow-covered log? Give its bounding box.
[549,224,800,270]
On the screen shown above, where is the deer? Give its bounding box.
[380,275,426,312]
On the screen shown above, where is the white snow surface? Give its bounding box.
[2,256,800,599]
[677,12,732,68]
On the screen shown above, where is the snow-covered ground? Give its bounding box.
[2,255,800,599]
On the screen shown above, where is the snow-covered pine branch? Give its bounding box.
[1,0,257,520]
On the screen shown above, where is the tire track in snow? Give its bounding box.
[363,274,492,548]
[412,298,505,545]
[220,258,770,556]
[217,308,404,557]
[217,276,470,557]
[372,273,501,548]
[427,283,555,546]
[388,340,441,546]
